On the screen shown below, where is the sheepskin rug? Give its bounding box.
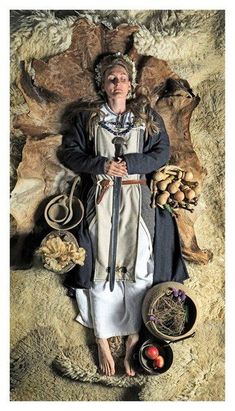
[10,10,225,401]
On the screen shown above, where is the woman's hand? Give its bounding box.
[104,158,128,177]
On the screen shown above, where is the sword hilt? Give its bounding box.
[112,136,127,159]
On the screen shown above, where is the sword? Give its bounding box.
[108,116,127,291]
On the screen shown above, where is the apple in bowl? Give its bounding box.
[144,345,159,360]
[153,355,165,369]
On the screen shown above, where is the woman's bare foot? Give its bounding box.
[96,338,115,376]
[124,333,139,376]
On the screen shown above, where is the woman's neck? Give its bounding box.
[107,98,126,114]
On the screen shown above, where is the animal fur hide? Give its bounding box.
[11,17,214,264]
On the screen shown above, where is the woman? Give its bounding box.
[58,52,189,377]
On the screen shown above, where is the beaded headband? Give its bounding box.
[94,52,137,91]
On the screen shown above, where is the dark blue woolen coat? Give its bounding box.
[57,110,189,289]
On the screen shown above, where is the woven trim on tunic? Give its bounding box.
[98,120,134,136]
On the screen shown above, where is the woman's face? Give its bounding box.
[103,65,131,100]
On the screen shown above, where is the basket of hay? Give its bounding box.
[142,281,198,342]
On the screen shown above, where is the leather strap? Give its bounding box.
[96,179,147,205]
[122,179,147,185]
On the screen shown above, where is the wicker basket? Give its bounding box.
[39,230,79,274]
[142,281,198,342]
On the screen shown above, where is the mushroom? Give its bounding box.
[153,170,171,182]
[184,189,196,200]
[156,191,170,205]
[157,176,174,191]
[173,190,185,202]
[167,180,181,194]
[183,171,194,182]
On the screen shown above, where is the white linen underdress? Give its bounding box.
[75,104,154,338]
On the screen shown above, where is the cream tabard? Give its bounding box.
[93,119,142,282]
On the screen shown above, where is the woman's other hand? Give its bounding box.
[104,159,127,177]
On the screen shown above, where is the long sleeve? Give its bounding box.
[123,112,170,175]
[58,112,108,175]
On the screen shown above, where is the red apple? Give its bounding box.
[153,355,165,369]
[144,345,159,360]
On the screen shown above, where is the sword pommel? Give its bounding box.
[112,136,126,145]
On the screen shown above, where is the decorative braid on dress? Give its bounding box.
[98,120,134,136]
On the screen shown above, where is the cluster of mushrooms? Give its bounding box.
[150,165,200,212]
[37,233,86,273]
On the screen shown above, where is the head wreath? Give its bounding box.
[94,52,137,92]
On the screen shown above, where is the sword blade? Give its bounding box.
[108,176,121,291]
[108,126,126,292]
